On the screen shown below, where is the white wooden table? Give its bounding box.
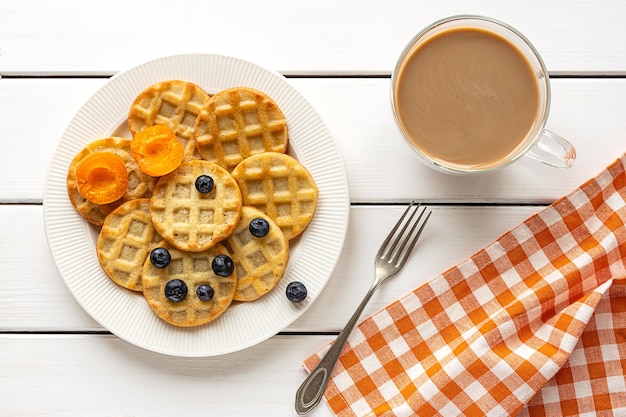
[1,1,625,415]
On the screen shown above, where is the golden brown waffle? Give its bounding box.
[150,160,242,252]
[231,152,318,240]
[224,206,289,301]
[142,243,237,327]
[194,87,288,171]
[66,137,157,226]
[128,80,210,161]
[96,198,161,291]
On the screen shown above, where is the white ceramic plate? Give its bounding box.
[43,54,350,357]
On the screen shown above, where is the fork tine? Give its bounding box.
[378,201,419,260]
[386,204,422,262]
[388,206,427,265]
[393,209,431,267]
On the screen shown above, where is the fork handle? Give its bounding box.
[295,283,380,415]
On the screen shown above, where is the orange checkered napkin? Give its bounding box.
[304,154,626,417]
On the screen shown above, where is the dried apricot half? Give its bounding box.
[75,152,129,204]
[131,125,184,176]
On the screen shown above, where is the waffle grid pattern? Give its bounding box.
[97,199,161,291]
[226,207,289,301]
[128,80,209,160]
[150,160,242,251]
[67,137,156,226]
[195,87,288,171]
[232,153,318,240]
[142,244,237,327]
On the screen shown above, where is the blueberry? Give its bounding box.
[249,217,270,237]
[196,284,215,301]
[150,247,171,269]
[286,281,307,303]
[195,175,214,193]
[212,254,234,277]
[164,279,187,302]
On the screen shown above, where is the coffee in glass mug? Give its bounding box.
[391,16,576,174]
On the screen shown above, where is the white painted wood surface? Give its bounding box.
[2,78,625,204]
[1,1,625,416]
[2,0,626,75]
[0,334,338,417]
[0,204,541,332]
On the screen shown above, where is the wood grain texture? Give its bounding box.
[2,1,626,415]
[2,204,540,332]
[1,78,625,204]
[0,334,335,417]
[1,0,625,75]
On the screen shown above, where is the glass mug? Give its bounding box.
[390,15,576,174]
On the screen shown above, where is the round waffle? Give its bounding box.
[231,152,318,240]
[67,137,157,226]
[142,243,237,327]
[224,206,289,301]
[128,80,210,161]
[194,87,288,171]
[150,160,242,252]
[96,198,161,291]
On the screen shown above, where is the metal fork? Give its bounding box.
[295,202,432,415]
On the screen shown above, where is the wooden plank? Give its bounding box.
[0,78,103,203]
[0,333,335,417]
[1,78,625,203]
[0,204,540,332]
[1,4,624,416]
[1,0,625,74]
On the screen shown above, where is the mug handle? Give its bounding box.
[524,130,576,169]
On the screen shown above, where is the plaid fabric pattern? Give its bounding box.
[518,278,626,416]
[304,155,626,417]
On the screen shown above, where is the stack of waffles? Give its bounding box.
[66,80,318,327]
